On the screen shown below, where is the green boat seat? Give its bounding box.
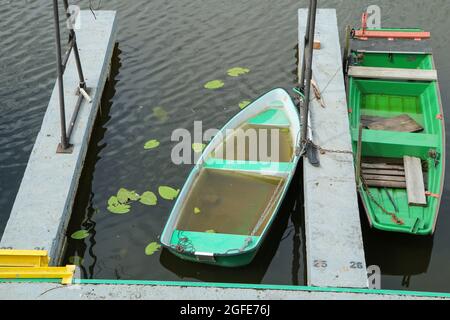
[248,109,290,127]
[170,230,259,255]
[204,158,293,174]
[353,128,438,159]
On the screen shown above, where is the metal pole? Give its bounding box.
[299,0,314,90]
[300,0,318,144]
[53,0,69,150]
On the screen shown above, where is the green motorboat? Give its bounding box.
[345,18,445,235]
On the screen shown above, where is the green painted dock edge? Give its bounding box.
[1,278,449,299]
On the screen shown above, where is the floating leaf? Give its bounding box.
[204,80,224,90]
[153,106,168,122]
[107,203,131,214]
[117,188,130,204]
[194,207,201,215]
[144,139,160,150]
[192,143,206,153]
[239,100,251,109]
[71,230,89,240]
[145,242,161,256]
[158,186,180,200]
[108,196,119,207]
[68,256,84,266]
[227,67,250,77]
[117,188,139,203]
[140,191,157,206]
[205,229,216,233]
[128,191,140,201]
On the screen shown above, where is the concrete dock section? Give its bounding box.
[0,11,117,264]
[299,9,368,288]
[0,281,448,300]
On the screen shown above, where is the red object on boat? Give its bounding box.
[355,12,430,40]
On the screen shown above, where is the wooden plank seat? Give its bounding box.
[404,156,427,206]
[348,66,438,82]
[361,157,428,191]
[362,114,424,133]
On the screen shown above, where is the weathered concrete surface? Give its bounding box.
[299,9,368,288]
[0,11,117,264]
[0,282,447,300]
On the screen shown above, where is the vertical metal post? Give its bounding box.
[299,0,313,90]
[53,0,69,151]
[300,0,318,144]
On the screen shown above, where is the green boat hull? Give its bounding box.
[346,29,445,235]
[160,88,301,266]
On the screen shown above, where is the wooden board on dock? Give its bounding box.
[367,114,423,133]
[404,156,427,206]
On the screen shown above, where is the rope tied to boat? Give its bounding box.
[360,176,404,225]
[172,230,195,254]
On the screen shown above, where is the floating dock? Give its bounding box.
[0,11,118,265]
[299,9,369,288]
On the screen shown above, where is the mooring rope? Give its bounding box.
[360,176,404,225]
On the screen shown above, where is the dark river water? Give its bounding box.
[1,0,449,291]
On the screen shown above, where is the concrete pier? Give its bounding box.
[0,11,117,264]
[0,281,448,300]
[299,9,368,288]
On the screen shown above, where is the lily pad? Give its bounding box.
[68,256,84,266]
[194,207,201,215]
[192,143,206,153]
[140,191,157,206]
[108,196,119,207]
[204,80,224,90]
[205,229,216,233]
[239,100,251,109]
[145,242,161,256]
[117,188,139,203]
[144,139,160,150]
[107,203,131,214]
[227,67,250,77]
[153,106,168,122]
[158,186,180,200]
[71,230,89,240]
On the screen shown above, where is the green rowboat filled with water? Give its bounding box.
[161,88,301,266]
[345,22,445,235]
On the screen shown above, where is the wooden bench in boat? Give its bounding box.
[361,160,407,189]
[361,157,428,206]
[361,114,423,133]
[404,156,427,206]
[348,66,438,81]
